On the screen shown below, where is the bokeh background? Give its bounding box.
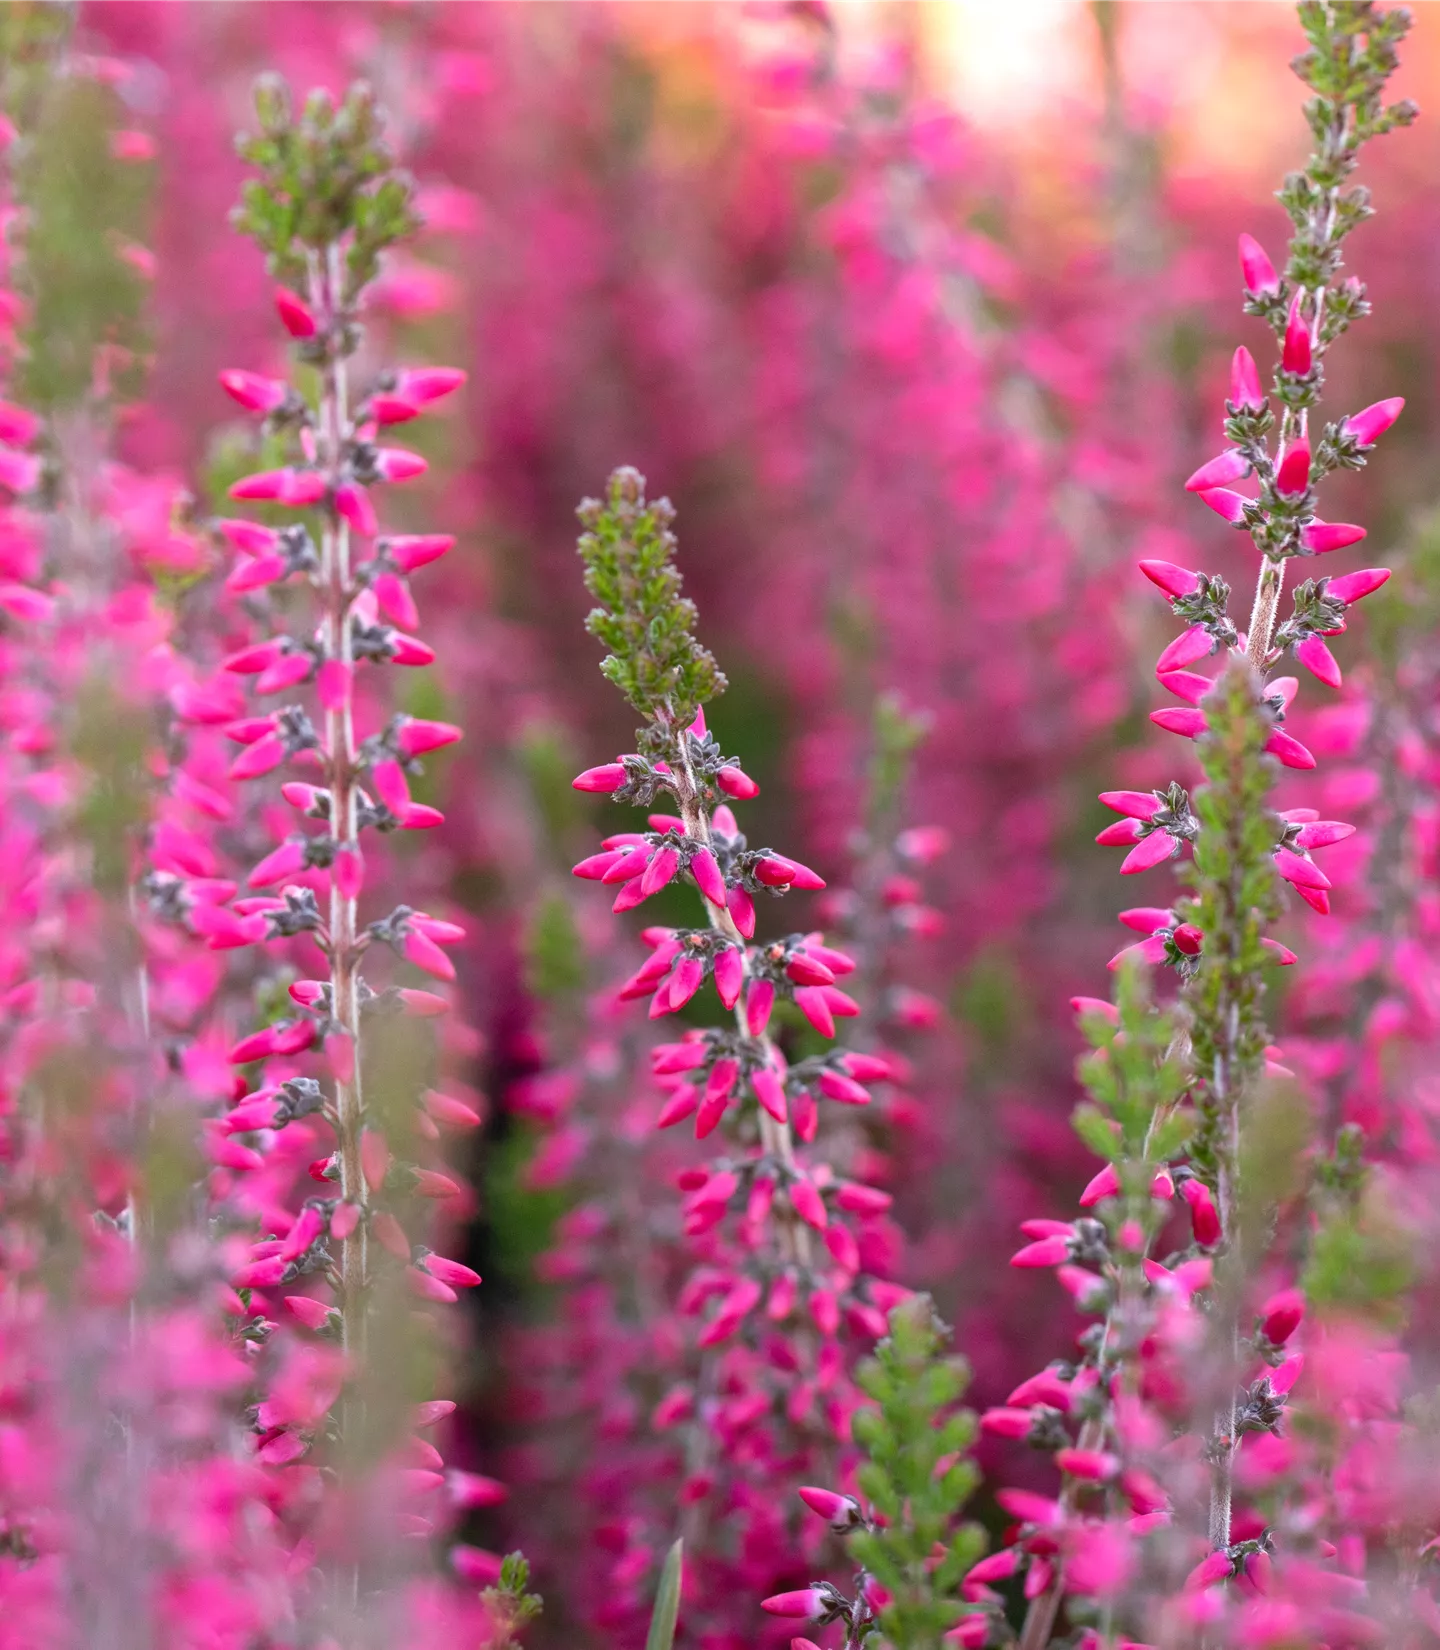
[60,2,1440,1641]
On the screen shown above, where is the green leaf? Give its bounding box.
[645,1539,683,1650]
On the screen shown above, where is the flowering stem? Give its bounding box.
[310,243,368,1361]
[672,736,810,1268]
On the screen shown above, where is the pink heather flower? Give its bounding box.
[1156,625,1216,674]
[1100,790,1162,820]
[1160,669,1216,707]
[0,397,40,444]
[395,718,463,757]
[1180,1178,1221,1245]
[713,944,744,1009]
[751,1065,787,1122]
[727,884,756,936]
[715,763,760,799]
[1186,1551,1234,1590]
[1198,487,1250,524]
[216,517,281,554]
[1185,449,1250,493]
[1292,818,1354,848]
[1266,728,1316,769]
[0,448,41,493]
[1341,395,1404,447]
[336,481,377,535]
[1275,439,1311,497]
[570,762,626,795]
[1230,345,1265,409]
[1055,1447,1120,1482]
[966,1550,1021,1585]
[219,369,290,414]
[229,467,327,506]
[1274,847,1330,892]
[384,532,455,571]
[1120,831,1178,875]
[1326,567,1390,605]
[274,285,318,337]
[1009,1371,1073,1410]
[798,1486,860,1528]
[373,448,428,482]
[746,978,775,1034]
[1238,232,1280,296]
[980,1407,1033,1439]
[1295,634,1342,687]
[1139,559,1201,598]
[1260,1287,1305,1344]
[1151,706,1207,739]
[1282,294,1312,374]
[1010,1235,1070,1268]
[1299,519,1366,553]
[229,730,286,781]
[761,1590,827,1619]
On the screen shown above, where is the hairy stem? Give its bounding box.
[311,246,367,1362]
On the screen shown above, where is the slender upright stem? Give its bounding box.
[673,736,812,1268]
[311,247,368,1360]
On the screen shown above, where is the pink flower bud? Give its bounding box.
[1185,450,1250,493]
[219,369,290,414]
[1265,729,1315,769]
[285,1296,334,1331]
[1055,1448,1120,1482]
[0,399,40,445]
[816,1067,869,1106]
[397,988,449,1018]
[836,1182,891,1215]
[789,1178,827,1230]
[1260,1287,1305,1345]
[1096,819,1142,847]
[794,986,836,1038]
[0,582,52,620]
[1295,634,1341,687]
[1299,519,1365,553]
[1080,1164,1120,1206]
[798,1486,858,1527]
[572,763,626,793]
[715,764,760,799]
[713,944,744,1009]
[1008,1371,1072,1410]
[1326,567,1390,605]
[1099,790,1162,820]
[1151,707,1208,739]
[385,533,455,572]
[423,1254,481,1289]
[727,883,756,937]
[786,952,835,987]
[0,449,41,494]
[1180,1178,1221,1245]
[372,571,420,629]
[1172,923,1204,955]
[1120,831,1178,875]
[1294,819,1353,849]
[249,838,307,888]
[751,1066,788,1122]
[274,286,318,337]
[760,1590,827,1620]
[980,1406,1034,1439]
[333,846,365,900]
[374,448,428,482]
[1010,1235,1070,1267]
[1238,233,1279,297]
[746,978,775,1035]
[1274,847,1330,891]
[966,1550,1021,1585]
[641,844,682,897]
[424,1090,482,1130]
[226,553,288,594]
[1275,440,1311,497]
[396,719,463,757]
[1229,345,1265,410]
[1199,486,1250,525]
[1282,294,1312,374]
[1156,625,1215,674]
[404,928,456,982]
[1138,559,1201,598]
[690,847,726,906]
[1341,396,1404,447]
[1185,1551,1233,1590]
